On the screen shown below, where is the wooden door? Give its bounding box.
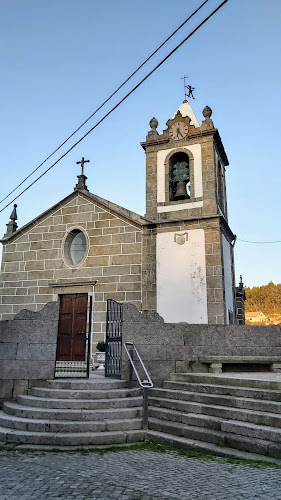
[56,294,88,361]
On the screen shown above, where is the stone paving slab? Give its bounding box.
[1,449,281,499]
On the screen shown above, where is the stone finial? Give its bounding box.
[202,106,212,119]
[74,174,88,192]
[239,275,244,290]
[4,204,18,237]
[149,117,158,132]
[201,105,214,130]
[146,117,159,140]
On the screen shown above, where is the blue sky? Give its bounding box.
[0,0,280,288]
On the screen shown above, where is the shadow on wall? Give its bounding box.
[0,302,59,405]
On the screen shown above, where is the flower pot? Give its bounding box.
[96,352,105,370]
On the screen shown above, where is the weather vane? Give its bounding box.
[181,75,195,100]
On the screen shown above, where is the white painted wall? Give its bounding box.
[222,234,234,323]
[173,101,200,127]
[156,229,208,324]
[157,201,203,213]
[157,144,203,212]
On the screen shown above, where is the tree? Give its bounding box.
[245,282,281,317]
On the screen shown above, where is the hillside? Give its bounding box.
[245,281,281,317]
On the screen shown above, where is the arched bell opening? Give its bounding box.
[169,152,190,202]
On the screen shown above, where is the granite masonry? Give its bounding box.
[122,304,281,386]
[0,99,242,363]
[0,301,59,405]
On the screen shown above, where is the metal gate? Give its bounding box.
[105,299,123,379]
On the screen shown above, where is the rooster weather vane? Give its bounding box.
[181,75,195,100]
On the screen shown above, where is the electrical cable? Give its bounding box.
[0,0,210,206]
[187,189,281,245]
[0,0,229,215]
[236,238,281,244]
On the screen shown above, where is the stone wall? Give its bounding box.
[141,110,234,325]
[0,301,59,405]
[122,303,281,386]
[0,191,143,345]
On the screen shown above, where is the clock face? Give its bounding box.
[169,122,189,141]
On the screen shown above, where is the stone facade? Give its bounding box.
[141,101,236,324]
[0,191,144,346]
[0,99,239,340]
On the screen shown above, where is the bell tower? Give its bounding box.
[141,100,236,325]
[142,100,229,221]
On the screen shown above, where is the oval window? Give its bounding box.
[64,229,87,265]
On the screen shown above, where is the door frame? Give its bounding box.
[54,293,93,378]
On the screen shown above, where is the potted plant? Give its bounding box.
[96,341,106,370]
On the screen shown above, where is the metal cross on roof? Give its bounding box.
[76,157,90,176]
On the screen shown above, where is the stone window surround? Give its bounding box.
[164,148,195,203]
[62,225,90,269]
[156,146,203,211]
[167,150,193,203]
[214,147,228,219]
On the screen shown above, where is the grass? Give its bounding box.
[1,440,281,469]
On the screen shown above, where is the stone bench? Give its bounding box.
[198,356,281,374]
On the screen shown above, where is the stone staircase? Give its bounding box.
[0,377,145,449]
[2,372,281,462]
[148,373,281,461]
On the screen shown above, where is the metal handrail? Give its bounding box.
[123,342,153,388]
[123,342,153,430]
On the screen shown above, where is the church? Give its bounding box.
[0,99,237,353]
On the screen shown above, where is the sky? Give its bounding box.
[0,0,280,288]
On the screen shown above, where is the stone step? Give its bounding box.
[149,406,281,445]
[11,442,144,452]
[0,411,142,433]
[149,406,222,430]
[3,402,142,421]
[148,418,281,459]
[148,396,281,428]
[31,387,142,400]
[163,380,281,402]
[224,433,281,460]
[146,430,281,466]
[44,379,128,390]
[148,417,224,445]
[150,388,281,414]
[17,395,143,410]
[221,419,281,444]
[170,373,281,391]
[0,426,145,447]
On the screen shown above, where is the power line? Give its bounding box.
[188,192,281,245]
[0,0,210,207]
[237,238,281,244]
[0,0,229,215]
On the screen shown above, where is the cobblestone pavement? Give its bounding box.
[1,449,281,500]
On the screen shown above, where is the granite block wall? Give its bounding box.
[0,191,142,345]
[0,301,59,405]
[122,303,281,386]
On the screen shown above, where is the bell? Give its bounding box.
[173,181,189,201]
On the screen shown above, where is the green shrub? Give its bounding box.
[96,341,106,352]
